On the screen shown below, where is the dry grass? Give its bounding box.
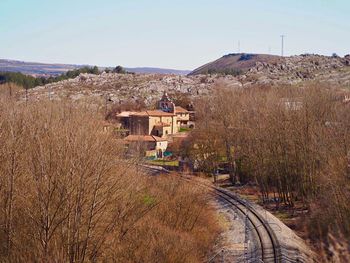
[0,83,22,98]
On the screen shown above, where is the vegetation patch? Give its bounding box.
[0,66,99,89]
[179,127,191,132]
[142,194,157,206]
[147,160,179,167]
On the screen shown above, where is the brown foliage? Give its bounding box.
[105,99,147,121]
[168,92,192,110]
[191,82,350,249]
[0,98,219,262]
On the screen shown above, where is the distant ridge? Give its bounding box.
[125,67,190,75]
[0,59,86,76]
[0,59,191,76]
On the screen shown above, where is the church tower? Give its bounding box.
[158,91,175,113]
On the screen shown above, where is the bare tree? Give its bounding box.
[0,98,219,262]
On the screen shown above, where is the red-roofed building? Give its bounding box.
[119,92,194,158]
[129,109,177,137]
[124,135,168,158]
[175,106,190,127]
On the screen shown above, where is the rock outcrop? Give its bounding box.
[28,73,242,105]
[191,53,350,87]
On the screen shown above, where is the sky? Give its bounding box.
[0,0,349,70]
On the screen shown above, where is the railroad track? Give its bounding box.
[210,184,282,263]
[141,165,305,263]
[177,174,281,263]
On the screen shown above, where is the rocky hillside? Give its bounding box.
[242,54,350,85]
[191,53,350,86]
[25,54,350,106]
[27,73,241,105]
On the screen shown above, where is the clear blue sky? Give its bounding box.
[1,0,349,70]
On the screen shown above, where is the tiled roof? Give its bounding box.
[175,106,189,113]
[131,110,175,117]
[131,111,149,117]
[154,122,171,127]
[124,135,167,142]
[116,111,137,117]
[151,136,168,142]
[147,110,176,116]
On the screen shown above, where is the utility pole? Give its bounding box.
[238,40,241,53]
[280,35,285,57]
[25,88,28,106]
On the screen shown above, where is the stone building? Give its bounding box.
[118,92,192,158]
[129,110,177,137]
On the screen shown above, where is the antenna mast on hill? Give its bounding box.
[238,40,241,53]
[280,35,286,57]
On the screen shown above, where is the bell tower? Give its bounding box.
[158,91,175,113]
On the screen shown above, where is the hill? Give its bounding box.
[0,59,190,76]
[189,53,282,75]
[190,53,350,86]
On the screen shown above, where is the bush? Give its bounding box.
[238,53,256,61]
[332,53,339,58]
[113,65,126,74]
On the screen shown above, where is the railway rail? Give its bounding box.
[141,165,306,263]
[210,184,282,263]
